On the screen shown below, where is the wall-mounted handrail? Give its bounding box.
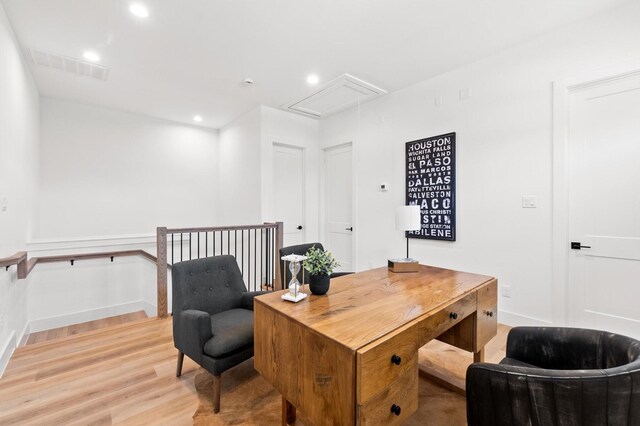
[1,249,167,281]
[156,222,284,319]
[32,249,163,267]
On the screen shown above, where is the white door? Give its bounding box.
[324,144,353,272]
[273,144,305,247]
[567,72,640,339]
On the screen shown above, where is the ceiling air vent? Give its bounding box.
[26,48,109,81]
[283,73,387,119]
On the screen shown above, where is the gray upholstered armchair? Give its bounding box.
[466,326,640,425]
[279,242,353,287]
[172,255,267,413]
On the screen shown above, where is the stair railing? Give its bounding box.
[156,222,284,318]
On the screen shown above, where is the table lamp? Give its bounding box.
[388,205,421,272]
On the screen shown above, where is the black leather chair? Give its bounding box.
[279,242,353,287]
[466,326,640,426]
[172,255,267,413]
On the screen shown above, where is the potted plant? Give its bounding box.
[303,246,340,295]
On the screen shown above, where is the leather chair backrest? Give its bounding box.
[507,327,640,370]
[172,255,247,316]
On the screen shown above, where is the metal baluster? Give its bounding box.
[260,228,263,290]
[197,232,200,259]
[241,230,244,278]
[180,233,183,261]
[234,230,237,260]
[254,229,257,291]
[269,227,273,289]
[171,233,174,265]
[264,228,270,290]
[227,230,230,255]
[213,231,216,255]
[205,232,208,257]
[189,233,192,260]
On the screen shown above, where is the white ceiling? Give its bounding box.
[2,0,629,129]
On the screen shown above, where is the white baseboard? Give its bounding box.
[498,309,552,327]
[18,322,30,347]
[28,300,157,334]
[0,331,17,378]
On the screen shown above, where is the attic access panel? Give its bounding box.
[283,74,387,118]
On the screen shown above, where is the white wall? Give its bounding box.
[0,3,40,373]
[37,98,219,239]
[319,1,640,326]
[218,108,262,225]
[219,105,320,238]
[18,99,219,342]
[260,106,320,241]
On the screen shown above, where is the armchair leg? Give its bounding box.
[213,374,221,413]
[176,351,184,377]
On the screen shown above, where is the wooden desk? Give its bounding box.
[254,264,497,425]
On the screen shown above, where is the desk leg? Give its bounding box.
[473,348,485,363]
[282,397,296,425]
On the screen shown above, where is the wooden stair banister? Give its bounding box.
[4,221,284,322]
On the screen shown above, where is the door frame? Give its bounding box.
[320,142,357,271]
[272,142,306,243]
[551,59,640,327]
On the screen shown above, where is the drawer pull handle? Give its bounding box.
[449,312,458,320]
[486,310,494,317]
[390,354,402,365]
[391,404,401,416]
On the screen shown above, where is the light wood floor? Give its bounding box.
[0,317,508,425]
[25,311,148,345]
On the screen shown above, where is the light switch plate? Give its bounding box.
[522,195,537,208]
[459,88,471,100]
[502,285,511,298]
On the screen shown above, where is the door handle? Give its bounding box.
[571,242,591,250]
[345,227,353,231]
[297,225,303,230]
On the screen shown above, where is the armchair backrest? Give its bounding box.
[506,326,640,370]
[172,255,247,316]
[279,242,324,287]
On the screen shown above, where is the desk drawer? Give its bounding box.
[476,279,498,350]
[357,367,418,426]
[420,292,476,347]
[357,323,418,404]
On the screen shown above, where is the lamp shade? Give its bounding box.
[395,205,421,231]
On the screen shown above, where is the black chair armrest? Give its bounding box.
[175,309,213,363]
[240,291,269,310]
[330,271,354,279]
[506,326,604,369]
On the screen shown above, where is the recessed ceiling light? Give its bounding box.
[129,3,149,18]
[306,74,319,85]
[82,51,100,62]
[193,115,203,122]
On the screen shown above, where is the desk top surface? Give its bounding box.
[255,264,494,351]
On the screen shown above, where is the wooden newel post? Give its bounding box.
[274,222,284,290]
[157,227,168,318]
